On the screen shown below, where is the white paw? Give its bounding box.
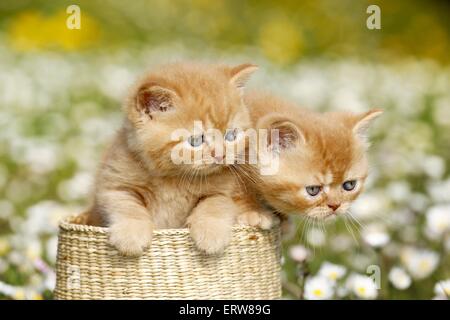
[109,219,153,257]
[237,210,279,230]
[189,220,232,255]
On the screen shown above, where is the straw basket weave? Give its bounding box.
[54,215,282,300]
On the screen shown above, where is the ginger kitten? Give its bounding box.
[86,62,257,256]
[237,91,382,225]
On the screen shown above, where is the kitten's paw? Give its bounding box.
[189,220,232,255]
[109,219,153,257]
[237,210,279,230]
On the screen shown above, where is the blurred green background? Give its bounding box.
[0,0,449,299]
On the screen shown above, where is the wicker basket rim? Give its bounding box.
[60,214,269,236]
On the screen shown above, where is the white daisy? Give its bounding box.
[304,276,334,300]
[362,224,390,248]
[351,192,389,220]
[25,241,42,260]
[288,245,310,263]
[347,274,378,299]
[0,281,16,297]
[422,155,445,179]
[306,228,326,247]
[425,204,450,239]
[401,247,440,280]
[329,234,352,252]
[57,171,93,201]
[388,267,411,290]
[386,181,411,202]
[427,179,450,203]
[318,262,346,282]
[22,140,60,174]
[434,279,450,299]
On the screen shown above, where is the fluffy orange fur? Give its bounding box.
[84,62,380,255]
[86,62,258,256]
[236,91,382,223]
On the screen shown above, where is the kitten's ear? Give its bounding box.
[258,114,305,151]
[352,109,383,144]
[135,84,177,116]
[229,63,258,90]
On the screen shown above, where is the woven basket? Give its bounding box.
[54,215,282,300]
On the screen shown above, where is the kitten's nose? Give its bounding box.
[211,149,222,158]
[328,203,340,211]
[214,155,224,163]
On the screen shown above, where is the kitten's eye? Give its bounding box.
[224,129,238,142]
[188,134,204,147]
[306,185,322,197]
[342,180,357,191]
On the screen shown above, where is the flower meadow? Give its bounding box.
[0,42,448,299]
[0,1,450,300]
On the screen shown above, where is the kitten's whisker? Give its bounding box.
[373,211,395,225]
[234,164,259,186]
[190,167,200,192]
[234,167,245,191]
[344,215,360,247]
[190,168,199,189]
[311,218,318,257]
[346,212,362,234]
[320,217,327,236]
[296,216,306,242]
[305,216,312,245]
[235,166,258,185]
[299,216,310,244]
[180,167,193,190]
[229,165,247,193]
[179,167,190,190]
[347,211,365,230]
[294,220,302,241]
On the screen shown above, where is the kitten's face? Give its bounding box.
[125,62,256,176]
[257,110,382,219]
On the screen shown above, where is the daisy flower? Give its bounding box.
[303,276,334,300]
[288,245,310,263]
[362,224,390,248]
[347,274,378,299]
[401,247,440,280]
[425,204,450,239]
[434,279,450,299]
[318,262,346,282]
[306,228,326,247]
[388,267,411,290]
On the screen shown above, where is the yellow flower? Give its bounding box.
[313,288,324,297]
[258,17,303,65]
[32,293,44,300]
[356,286,366,296]
[26,242,42,260]
[8,9,101,51]
[7,11,47,51]
[13,289,26,300]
